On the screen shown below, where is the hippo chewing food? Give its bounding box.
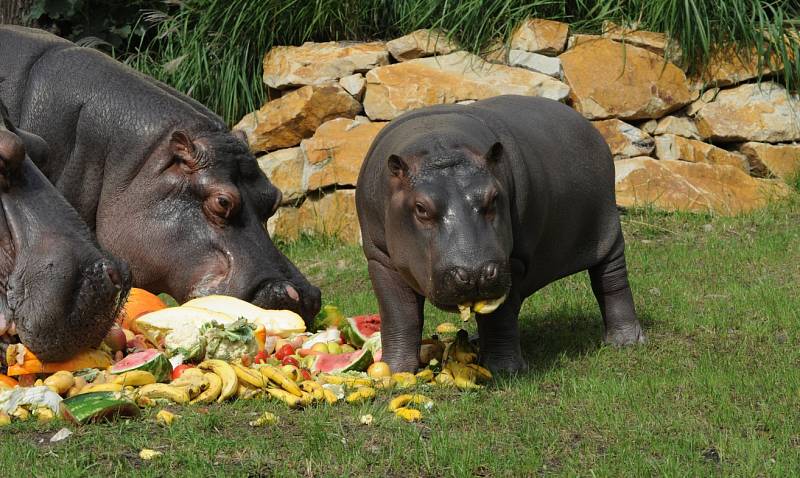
[0,100,130,362]
[357,95,645,373]
[0,26,320,322]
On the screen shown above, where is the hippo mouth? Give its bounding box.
[457,294,508,321]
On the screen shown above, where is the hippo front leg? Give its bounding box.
[589,248,645,346]
[476,291,527,374]
[368,260,424,373]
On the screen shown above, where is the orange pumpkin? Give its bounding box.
[120,288,167,332]
[0,373,18,388]
[5,344,112,376]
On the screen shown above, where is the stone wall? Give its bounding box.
[234,20,799,244]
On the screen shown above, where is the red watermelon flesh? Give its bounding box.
[310,348,373,373]
[110,349,172,383]
[342,314,380,347]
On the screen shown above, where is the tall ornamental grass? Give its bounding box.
[126,0,800,125]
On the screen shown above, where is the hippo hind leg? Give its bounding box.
[589,247,645,346]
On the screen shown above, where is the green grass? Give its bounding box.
[126,0,800,125]
[2,195,799,476]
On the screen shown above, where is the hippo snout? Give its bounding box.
[251,280,321,325]
[435,260,511,308]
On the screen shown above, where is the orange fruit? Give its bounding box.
[119,288,167,332]
[0,373,18,388]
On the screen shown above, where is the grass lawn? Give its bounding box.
[2,195,799,477]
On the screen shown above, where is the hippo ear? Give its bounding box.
[0,130,25,189]
[388,154,409,179]
[485,142,504,164]
[171,130,196,155]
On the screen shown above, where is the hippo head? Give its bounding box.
[95,128,320,322]
[0,110,130,361]
[384,136,513,314]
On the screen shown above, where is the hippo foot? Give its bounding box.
[384,355,420,374]
[603,323,646,347]
[480,353,528,375]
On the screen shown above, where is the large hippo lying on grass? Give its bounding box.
[0,26,320,322]
[357,95,645,373]
[0,100,130,362]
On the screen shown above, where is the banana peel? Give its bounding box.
[388,394,433,412]
[394,407,422,422]
[137,383,190,404]
[345,386,376,404]
[266,388,302,408]
[112,371,156,387]
[190,373,222,404]
[233,363,267,388]
[259,366,302,397]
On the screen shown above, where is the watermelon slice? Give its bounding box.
[310,349,373,374]
[341,314,380,347]
[110,350,172,383]
[61,391,140,424]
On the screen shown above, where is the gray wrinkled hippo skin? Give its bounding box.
[0,100,130,362]
[0,26,320,322]
[357,95,644,373]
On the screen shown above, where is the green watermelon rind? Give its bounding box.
[61,391,140,424]
[341,316,380,348]
[110,350,173,383]
[311,348,373,374]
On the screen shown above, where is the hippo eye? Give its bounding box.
[217,196,230,211]
[415,202,429,219]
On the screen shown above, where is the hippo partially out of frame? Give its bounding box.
[0,99,130,362]
[357,95,645,373]
[0,26,320,322]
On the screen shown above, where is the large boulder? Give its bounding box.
[386,29,458,61]
[591,119,654,159]
[268,190,361,244]
[653,115,703,140]
[302,118,388,190]
[363,51,570,120]
[263,41,389,89]
[615,157,791,215]
[509,18,569,56]
[654,134,748,171]
[235,85,361,153]
[257,147,306,205]
[737,142,800,181]
[692,82,800,143]
[693,47,782,88]
[559,39,693,120]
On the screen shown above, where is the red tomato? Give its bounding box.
[275,344,295,361]
[300,369,313,381]
[253,351,270,364]
[171,364,193,380]
[281,356,300,367]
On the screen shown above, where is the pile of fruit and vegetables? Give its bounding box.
[0,290,491,428]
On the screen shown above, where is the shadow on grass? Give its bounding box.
[514,310,655,377]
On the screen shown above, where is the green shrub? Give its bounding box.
[126,0,800,125]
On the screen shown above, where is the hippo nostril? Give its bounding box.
[483,262,498,281]
[285,285,300,302]
[101,260,123,289]
[453,267,471,285]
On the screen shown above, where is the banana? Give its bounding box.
[266,388,302,408]
[414,369,434,383]
[233,363,267,388]
[198,359,238,402]
[388,394,433,412]
[156,410,179,426]
[466,364,492,382]
[190,372,222,404]
[44,371,75,395]
[249,411,278,427]
[394,407,422,422]
[391,372,417,389]
[300,380,324,402]
[259,366,302,397]
[434,370,455,387]
[322,388,339,405]
[345,386,376,404]
[171,373,209,398]
[318,375,373,388]
[237,384,263,400]
[112,370,156,387]
[447,363,482,389]
[137,383,190,404]
[79,383,124,394]
[34,408,56,422]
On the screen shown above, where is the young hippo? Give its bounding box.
[356,95,645,373]
[0,26,320,322]
[0,101,130,362]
